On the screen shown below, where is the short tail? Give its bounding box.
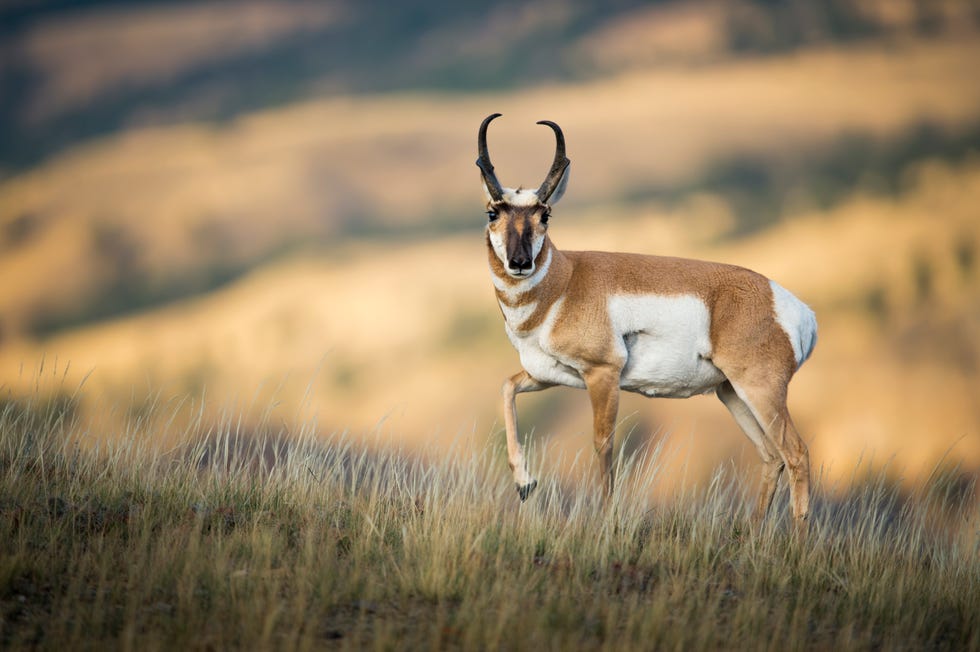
[769,280,818,368]
[798,303,817,366]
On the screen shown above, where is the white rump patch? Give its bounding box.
[608,294,724,398]
[769,280,817,367]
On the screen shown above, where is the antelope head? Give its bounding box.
[477,113,571,279]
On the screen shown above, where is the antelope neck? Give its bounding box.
[488,236,571,330]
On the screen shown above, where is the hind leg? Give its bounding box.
[722,377,811,527]
[774,408,810,527]
[740,387,809,525]
[717,381,784,524]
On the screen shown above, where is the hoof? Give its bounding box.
[516,480,538,502]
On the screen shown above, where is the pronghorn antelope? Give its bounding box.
[477,113,817,525]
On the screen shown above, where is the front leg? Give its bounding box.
[502,371,552,501]
[583,366,621,499]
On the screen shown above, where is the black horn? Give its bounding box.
[535,120,570,203]
[477,113,505,203]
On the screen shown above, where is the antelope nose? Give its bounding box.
[509,254,531,271]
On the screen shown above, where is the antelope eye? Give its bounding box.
[541,211,550,225]
[486,210,498,222]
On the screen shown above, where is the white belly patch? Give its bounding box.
[609,294,725,398]
[503,293,727,396]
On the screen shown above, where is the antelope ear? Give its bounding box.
[541,164,569,205]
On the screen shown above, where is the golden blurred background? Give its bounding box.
[1,0,978,496]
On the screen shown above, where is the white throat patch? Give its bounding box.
[491,247,552,299]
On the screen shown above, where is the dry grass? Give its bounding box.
[0,389,977,650]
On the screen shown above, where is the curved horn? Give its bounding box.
[476,113,505,203]
[536,120,570,203]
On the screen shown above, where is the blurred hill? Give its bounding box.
[3,30,980,337]
[2,0,978,173]
[1,0,979,492]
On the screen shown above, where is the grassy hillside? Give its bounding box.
[1,392,977,649]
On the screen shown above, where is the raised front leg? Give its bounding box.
[582,366,621,499]
[502,371,552,501]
